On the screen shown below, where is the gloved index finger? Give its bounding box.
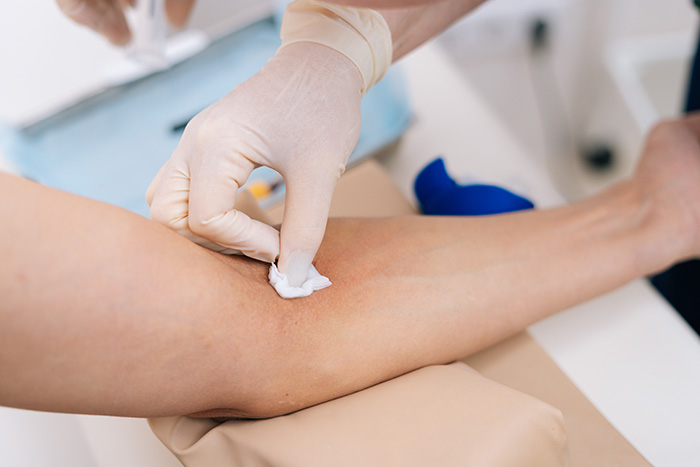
[277,171,339,288]
[187,152,279,263]
[145,160,169,207]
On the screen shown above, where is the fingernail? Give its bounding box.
[281,251,312,287]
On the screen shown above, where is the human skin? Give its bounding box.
[378,0,487,61]
[1,116,699,419]
[55,0,485,50]
[55,0,196,46]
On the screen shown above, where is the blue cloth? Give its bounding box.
[0,18,411,217]
[414,158,534,216]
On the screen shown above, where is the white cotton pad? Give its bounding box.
[268,263,332,299]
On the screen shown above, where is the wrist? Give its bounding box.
[594,178,694,276]
[274,41,364,96]
[278,0,392,95]
[635,178,700,271]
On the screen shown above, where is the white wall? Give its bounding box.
[572,0,698,194]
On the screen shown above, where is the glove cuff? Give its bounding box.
[279,0,392,95]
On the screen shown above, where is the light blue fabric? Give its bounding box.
[0,18,411,217]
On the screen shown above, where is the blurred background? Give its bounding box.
[437,0,697,201]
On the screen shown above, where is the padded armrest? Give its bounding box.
[149,362,568,467]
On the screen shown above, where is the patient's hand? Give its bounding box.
[635,114,700,261]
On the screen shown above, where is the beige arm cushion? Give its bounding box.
[149,362,568,467]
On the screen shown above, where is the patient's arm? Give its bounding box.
[1,117,699,419]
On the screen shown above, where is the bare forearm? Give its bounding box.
[0,173,278,417]
[266,180,679,417]
[0,166,684,419]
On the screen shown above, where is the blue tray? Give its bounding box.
[1,18,411,217]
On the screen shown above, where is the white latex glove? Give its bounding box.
[146,42,363,286]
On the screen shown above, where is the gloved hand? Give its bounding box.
[56,0,195,45]
[146,41,364,286]
[147,0,391,287]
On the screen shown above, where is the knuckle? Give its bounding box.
[149,199,189,231]
[187,210,221,235]
[150,207,179,230]
[186,111,239,146]
[148,205,168,225]
[189,118,221,145]
[188,209,257,247]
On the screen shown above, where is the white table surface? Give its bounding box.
[1,9,700,466]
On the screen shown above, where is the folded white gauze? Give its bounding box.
[279,0,392,95]
[269,263,332,299]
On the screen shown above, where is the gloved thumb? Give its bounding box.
[277,173,338,287]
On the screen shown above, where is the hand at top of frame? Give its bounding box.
[634,114,700,263]
[56,0,195,46]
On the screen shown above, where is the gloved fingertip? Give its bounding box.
[280,250,314,287]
